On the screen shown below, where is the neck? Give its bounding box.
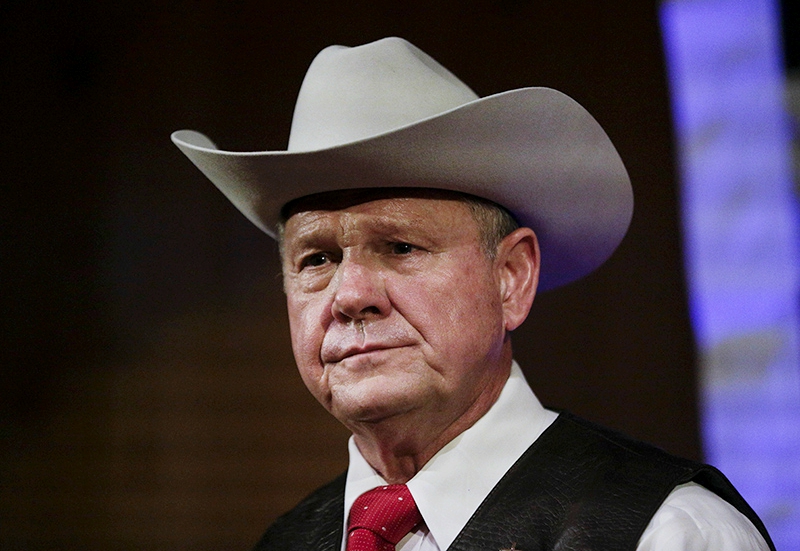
[350,359,511,484]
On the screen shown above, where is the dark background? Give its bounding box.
[1,2,796,549]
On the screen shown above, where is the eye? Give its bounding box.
[300,252,331,269]
[391,242,415,255]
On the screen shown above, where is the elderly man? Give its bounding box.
[173,38,773,551]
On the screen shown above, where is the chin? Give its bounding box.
[331,386,423,427]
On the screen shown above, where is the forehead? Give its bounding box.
[282,188,472,219]
[281,189,480,242]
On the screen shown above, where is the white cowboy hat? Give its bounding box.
[172,37,632,290]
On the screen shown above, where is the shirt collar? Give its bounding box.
[343,361,558,550]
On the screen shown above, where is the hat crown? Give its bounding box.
[171,37,633,290]
[288,37,479,152]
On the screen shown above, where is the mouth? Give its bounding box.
[320,323,417,365]
[327,343,400,363]
[322,343,411,365]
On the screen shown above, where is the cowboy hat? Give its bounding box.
[171,37,632,290]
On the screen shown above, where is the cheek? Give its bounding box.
[286,295,327,377]
[287,299,336,411]
[397,264,502,351]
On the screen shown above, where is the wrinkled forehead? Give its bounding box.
[277,188,490,260]
[280,187,479,222]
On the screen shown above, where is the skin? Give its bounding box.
[281,192,540,483]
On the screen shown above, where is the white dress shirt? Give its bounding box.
[341,362,769,551]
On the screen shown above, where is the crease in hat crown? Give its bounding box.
[288,37,480,152]
[170,36,633,291]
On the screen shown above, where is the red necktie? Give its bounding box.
[346,484,423,551]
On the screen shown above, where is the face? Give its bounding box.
[281,194,515,436]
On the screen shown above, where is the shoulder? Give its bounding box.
[251,472,346,551]
[637,482,771,550]
[527,413,773,549]
[551,412,705,478]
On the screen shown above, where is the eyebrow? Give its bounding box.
[359,216,425,236]
[284,212,433,254]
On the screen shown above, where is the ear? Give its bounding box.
[496,227,540,332]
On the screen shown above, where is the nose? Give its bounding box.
[330,256,391,323]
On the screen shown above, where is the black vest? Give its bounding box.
[252,412,775,551]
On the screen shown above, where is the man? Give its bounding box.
[172,38,774,550]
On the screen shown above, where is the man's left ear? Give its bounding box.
[497,227,540,332]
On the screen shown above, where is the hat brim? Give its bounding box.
[171,87,632,291]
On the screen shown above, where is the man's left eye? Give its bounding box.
[391,242,415,255]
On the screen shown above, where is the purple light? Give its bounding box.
[660,0,800,547]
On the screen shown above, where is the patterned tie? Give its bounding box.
[346,484,423,551]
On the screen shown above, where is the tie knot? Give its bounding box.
[347,484,422,549]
